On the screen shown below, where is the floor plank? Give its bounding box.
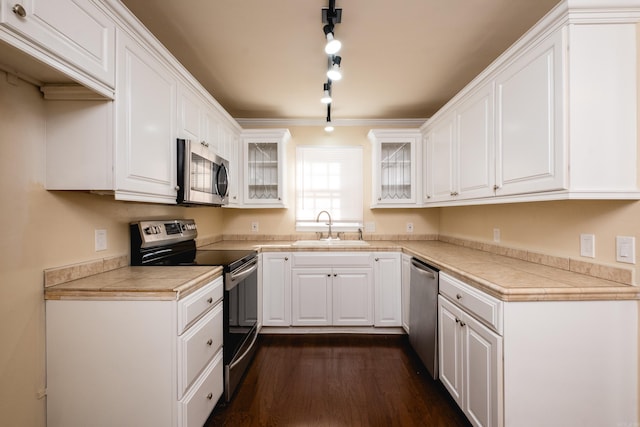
[207,334,471,427]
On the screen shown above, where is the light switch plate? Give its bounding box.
[493,228,500,243]
[580,234,595,258]
[95,229,107,252]
[616,236,635,264]
[251,222,259,232]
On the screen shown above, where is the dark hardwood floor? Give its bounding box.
[207,334,471,427]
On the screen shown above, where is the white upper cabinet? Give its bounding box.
[240,129,290,208]
[368,129,422,207]
[425,83,495,203]
[0,0,115,97]
[114,28,177,203]
[422,2,640,206]
[494,29,564,196]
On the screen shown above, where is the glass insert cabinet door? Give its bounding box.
[241,129,290,207]
[368,130,421,206]
[247,142,279,200]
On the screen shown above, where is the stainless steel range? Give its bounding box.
[130,219,259,402]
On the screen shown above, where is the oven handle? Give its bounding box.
[227,258,258,290]
[229,328,259,370]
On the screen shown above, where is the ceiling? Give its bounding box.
[120,0,561,122]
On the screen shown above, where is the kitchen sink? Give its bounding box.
[292,240,370,247]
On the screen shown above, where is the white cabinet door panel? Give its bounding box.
[373,253,401,327]
[457,84,494,200]
[427,114,455,201]
[333,269,373,326]
[262,253,291,326]
[115,29,177,203]
[1,0,115,88]
[292,269,332,326]
[438,296,463,406]
[495,30,565,195]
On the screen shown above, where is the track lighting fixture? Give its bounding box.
[321,82,332,104]
[323,24,342,55]
[321,0,343,127]
[327,56,342,81]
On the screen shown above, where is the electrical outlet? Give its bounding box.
[406,222,414,233]
[251,222,259,232]
[616,236,635,264]
[95,229,107,251]
[493,228,501,243]
[580,234,595,258]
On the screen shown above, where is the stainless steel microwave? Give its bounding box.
[177,139,229,206]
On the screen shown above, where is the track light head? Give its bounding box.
[323,25,342,55]
[320,82,332,104]
[327,56,342,81]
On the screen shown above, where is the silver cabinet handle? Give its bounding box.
[207,393,213,400]
[174,185,180,191]
[456,294,462,300]
[12,4,26,17]
[206,339,213,346]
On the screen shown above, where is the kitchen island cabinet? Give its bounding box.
[45,267,224,427]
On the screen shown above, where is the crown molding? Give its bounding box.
[235,117,428,128]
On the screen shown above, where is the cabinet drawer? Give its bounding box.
[292,252,372,267]
[439,272,503,334]
[178,276,223,334]
[178,301,223,398]
[178,349,223,427]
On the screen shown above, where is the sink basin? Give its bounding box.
[292,240,370,247]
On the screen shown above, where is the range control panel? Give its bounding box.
[133,219,197,248]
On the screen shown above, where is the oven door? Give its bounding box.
[224,257,259,401]
[177,139,229,206]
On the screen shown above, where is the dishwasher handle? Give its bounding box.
[410,258,437,279]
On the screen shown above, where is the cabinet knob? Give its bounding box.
[206,339,213,346]
[375,257,379,261]
[456,294,462,300]
[200,141,209,148]
[327,274,331,277]
[493,184,501,191]
[459,321,466,327]
[175,185,180,191]
[284,257,288,261]
[206,393,213,400]
[333,273,337,277]
[378,197,382,201]
[426,195,431,199]
[207,297,213,304]
[455,318,460,323]
[12,4,26,17]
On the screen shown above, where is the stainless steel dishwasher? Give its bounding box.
[409,257,439,379]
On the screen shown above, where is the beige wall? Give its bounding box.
[0,73,224,426]
[439,200,640,279]
[223,125,441,236]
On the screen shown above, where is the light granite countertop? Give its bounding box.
[44,266,223,301]
[200,240,640,302]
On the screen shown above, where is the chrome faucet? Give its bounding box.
[316,210,335,240]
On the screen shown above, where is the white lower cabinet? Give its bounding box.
[291,267,373,326]
[261,252,291,326]
[373,252,402,327]
[261,251,403,329]
[46,276,224,427]
[401,254,411,332]
[438,272,639,427]
[439,295,502,427]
